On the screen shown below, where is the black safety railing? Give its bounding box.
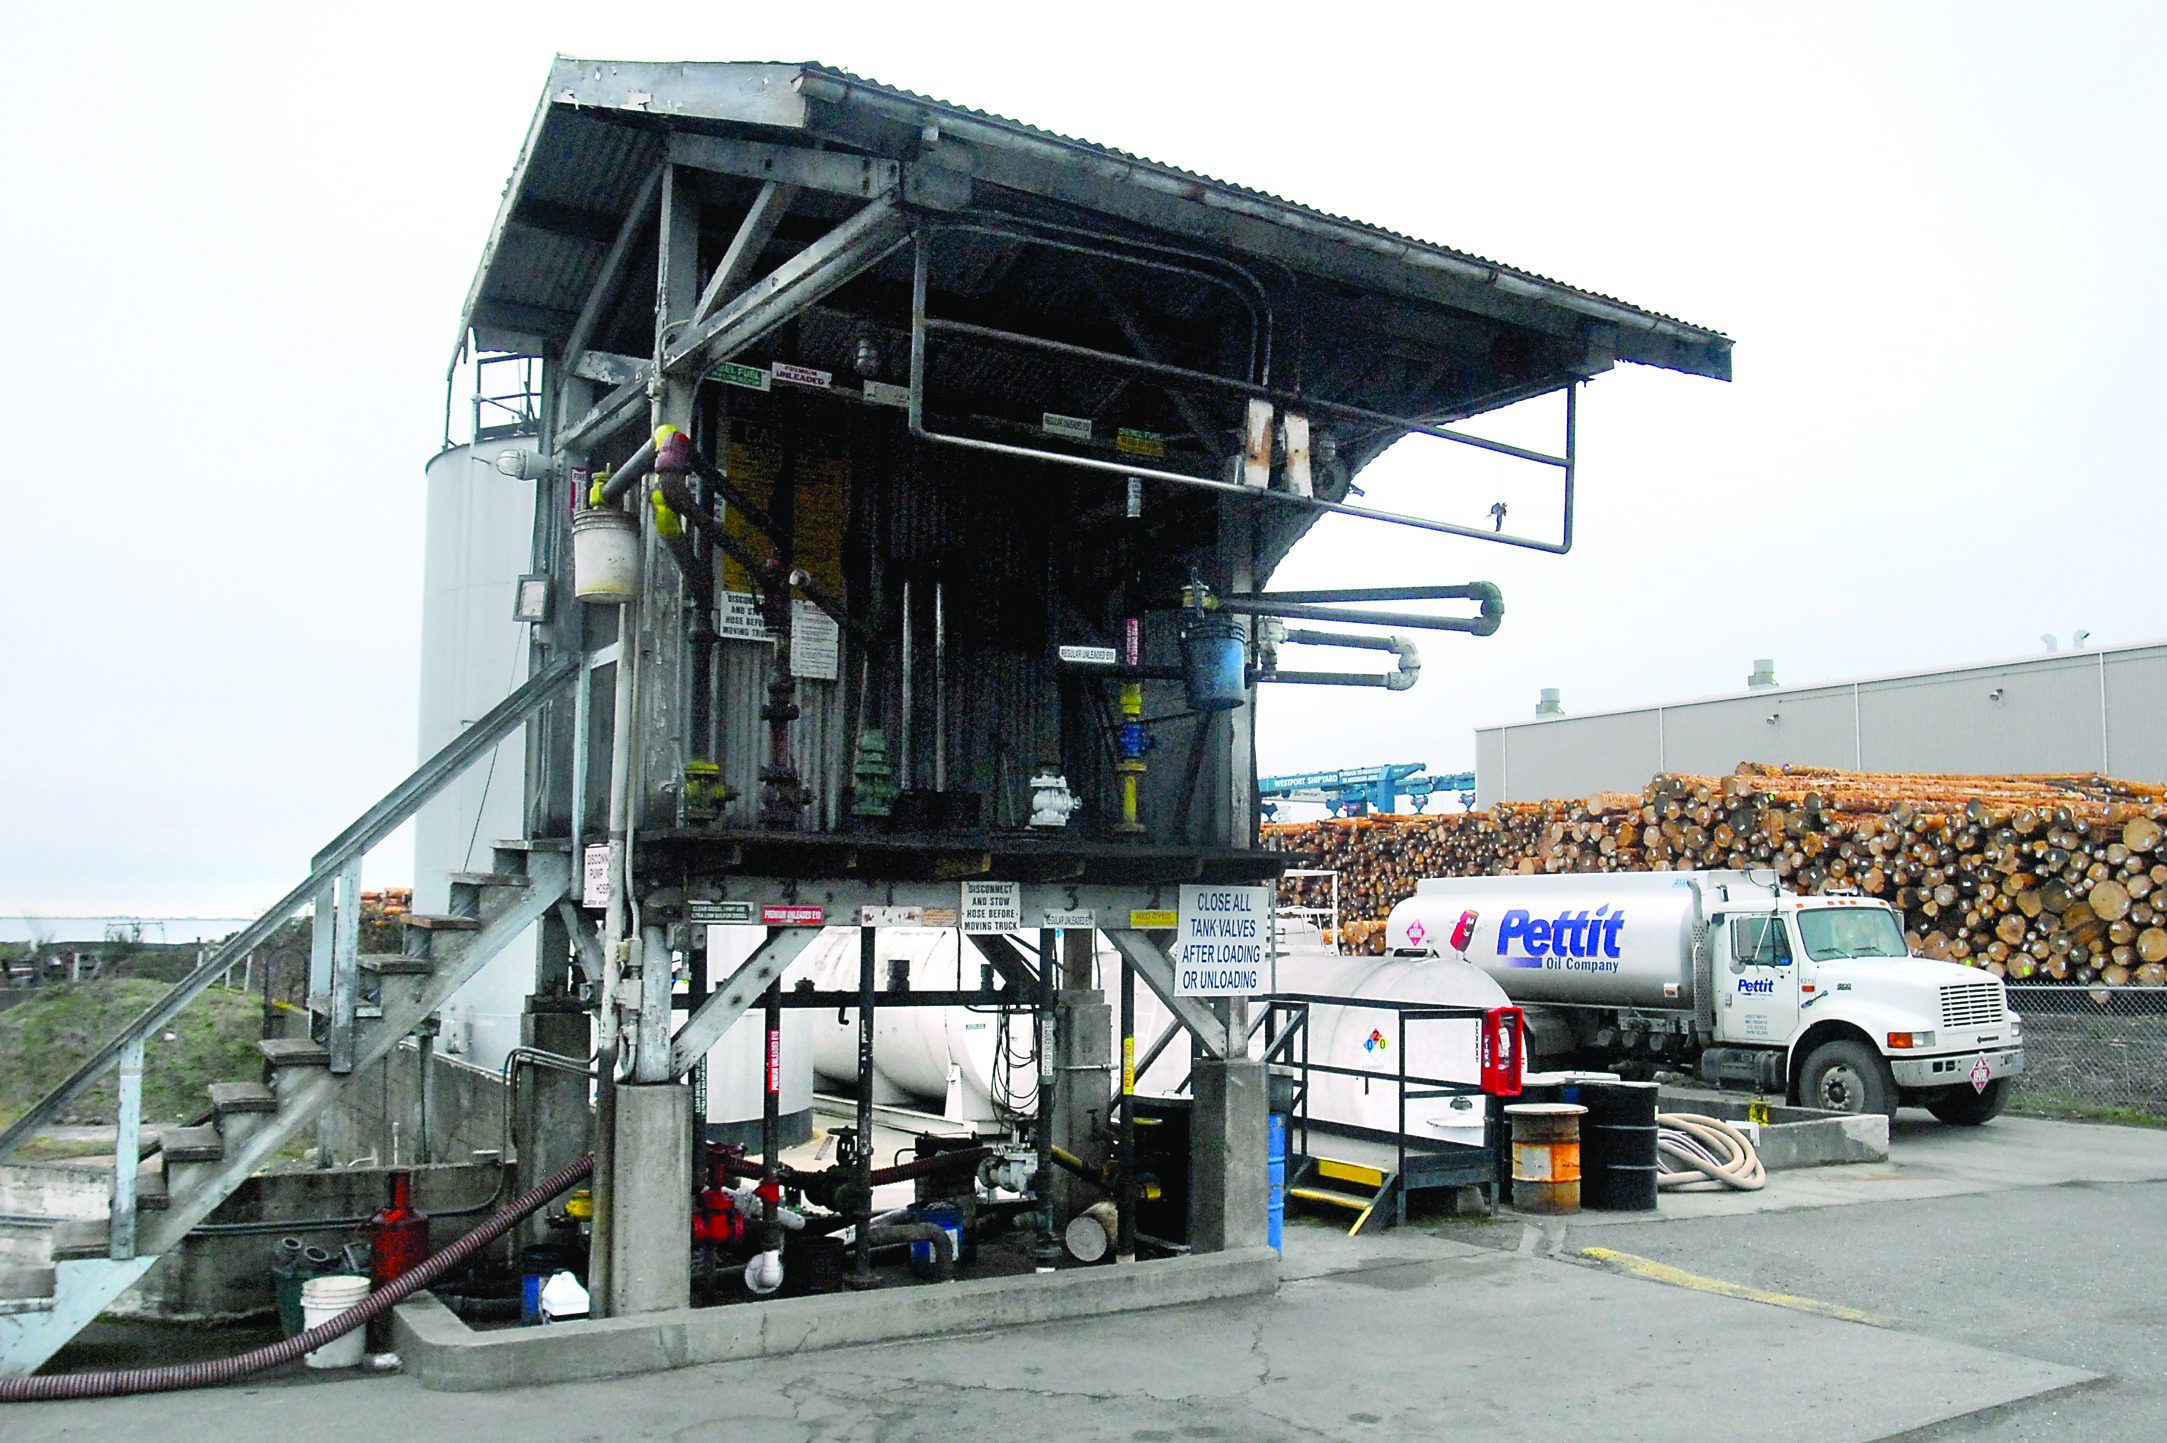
[1263,993,1493,1198]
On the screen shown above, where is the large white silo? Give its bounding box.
[413,435,538,1071]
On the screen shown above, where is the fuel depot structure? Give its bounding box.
[396,59,1731,1325]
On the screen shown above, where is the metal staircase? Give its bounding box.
[0,656,579,1377]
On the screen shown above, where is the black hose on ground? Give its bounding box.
[0,1154,595,1403]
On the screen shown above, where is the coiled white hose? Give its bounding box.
[1656,1112,1766,1191]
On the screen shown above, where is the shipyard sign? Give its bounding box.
[1174,885,1269,995]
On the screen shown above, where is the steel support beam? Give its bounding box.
[667,928,821,1077]
[664,195,908,376]
[1103,929,1228,1059]
[692,181,798,327]
[668,133,898,200]
[563,163,663,376]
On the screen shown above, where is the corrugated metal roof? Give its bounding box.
[795,63,1726,343]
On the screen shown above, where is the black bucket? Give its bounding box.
[1577,1080,1660,1211]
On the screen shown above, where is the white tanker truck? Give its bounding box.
[1385,871,2025,1124]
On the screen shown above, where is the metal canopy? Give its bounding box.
[456,58,1731,392]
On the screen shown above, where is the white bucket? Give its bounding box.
[573,507,641,603]
[300,1274,372,1369]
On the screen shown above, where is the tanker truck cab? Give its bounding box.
[1386,873,2025,1126]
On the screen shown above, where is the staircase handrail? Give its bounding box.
[0,653,579,1165]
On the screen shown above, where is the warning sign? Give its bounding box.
[1174,885,1268,995]
[1970,1055,1992,1093]
[961,881,1021,934]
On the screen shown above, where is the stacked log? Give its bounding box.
[1267,764,2167,983]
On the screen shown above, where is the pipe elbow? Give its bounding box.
[743,1248,784,1296]
[1467,582,1504,637]
[1383,635,1421,690]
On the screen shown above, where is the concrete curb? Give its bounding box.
[1657,1087,1891,1167]
[393,1246,1281,1391]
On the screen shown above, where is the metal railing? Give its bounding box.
[0,655,580,1254]
[1263,993,1492,1197]
[2005,983,2167,1120]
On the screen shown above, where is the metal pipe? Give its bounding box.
[934,582,946,794]
[596,438,657,505]
[761,980,781,1254]
[1033,927,1058,1270]
[1210,594,1501,636]
[1268,630,1421,691]
[924,317,1567,468]
[1247,583,1503,605]
[852,926,876,1286]
[899,579,914,793]
[1118,958,1137,1262]
[591,593,641,1317]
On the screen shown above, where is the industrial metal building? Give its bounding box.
[1476,640,2167,804]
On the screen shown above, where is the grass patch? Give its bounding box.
[0,979,268,1128]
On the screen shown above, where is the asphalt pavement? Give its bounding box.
[6,1109,2162,1441]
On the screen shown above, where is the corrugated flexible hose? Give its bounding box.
[1655,1113,1766,1192]
[1,1153,595,1403]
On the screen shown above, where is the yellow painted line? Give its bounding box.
[1577,1248,1894,1327]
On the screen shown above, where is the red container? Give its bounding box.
[368,1169,432,1287]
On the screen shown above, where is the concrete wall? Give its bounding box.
[319,1038,515,1170]
[1477,641,2167,804]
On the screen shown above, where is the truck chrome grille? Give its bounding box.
[1939,983,2005,1029]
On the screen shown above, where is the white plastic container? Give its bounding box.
[300,1274,372,1368]
[572,506,641,603]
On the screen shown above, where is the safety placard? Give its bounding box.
[772,362,831,389]
[961,881,1021,934]
[582,844,610,908]
[1039,908,1095,928]
[688,900,753,924]
[1042,412,1092,441]
[1174,885,1268,995]
[710,361,769,391]
[761,905,825,927]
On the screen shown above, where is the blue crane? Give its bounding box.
[1257,763,1477,819]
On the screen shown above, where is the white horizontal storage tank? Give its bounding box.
[413,435,538,1072]
[702,924,816,1147]
[799,928,1036,1124]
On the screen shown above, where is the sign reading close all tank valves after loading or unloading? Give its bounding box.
[1175,884,1269,995]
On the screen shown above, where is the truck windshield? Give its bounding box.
[1795,908,1909,961]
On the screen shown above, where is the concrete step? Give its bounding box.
[160,1124,224,1165]
[258,1038,331,1069]
[359,954,435,974]
[50,1218,108,1263]
[208,1081,279,1116]
[131,1157,169,1210]
[0,1256,56,1300]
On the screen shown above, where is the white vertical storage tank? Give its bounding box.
[413,436,538,1072]
[703,924,816,1147]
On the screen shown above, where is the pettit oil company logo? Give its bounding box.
[1496,907,1625,972]
[1737,977,1776,995]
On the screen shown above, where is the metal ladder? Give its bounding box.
[0,656,578,1377]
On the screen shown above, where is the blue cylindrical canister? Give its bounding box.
[1182,616,1248,712]
[910,1202,963,1277]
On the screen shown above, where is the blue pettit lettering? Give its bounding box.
[1495,905,1625,972]
[1738,977,1776,996]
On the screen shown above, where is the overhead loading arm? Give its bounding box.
[1264,627,1420,691]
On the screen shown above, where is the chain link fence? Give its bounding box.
[2005,984,2167,1120]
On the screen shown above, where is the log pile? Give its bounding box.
[1266,764,2167,983]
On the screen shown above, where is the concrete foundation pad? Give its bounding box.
[393,1245,1280,1391]
[1658,1085,1891,1167]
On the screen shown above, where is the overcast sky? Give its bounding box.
[4,3,2159,915]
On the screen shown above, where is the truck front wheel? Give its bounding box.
[1797,1040,1897,1118]
[1925,1079,2010,1126]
